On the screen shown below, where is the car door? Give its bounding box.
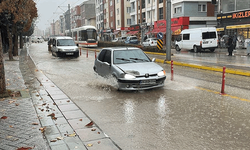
[96,49,112,77]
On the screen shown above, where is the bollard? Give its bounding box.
[220,66,226,95]
[79,48,81,56]
[171,60,174,81]
[95,50,97,59]
[86,49,88,58]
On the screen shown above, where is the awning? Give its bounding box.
[216,28,224,31]
[226,24,250,29]
[113,30,120,35]
[126,30,139,35]
[158,28,166,34]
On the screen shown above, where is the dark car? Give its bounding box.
[124,36,140,44]
[93,47,166,90]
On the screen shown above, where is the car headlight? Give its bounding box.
[157,70,166,77]
[58,48,63,52]
[124,74,136,79]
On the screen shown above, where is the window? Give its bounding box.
[174,6,182,14]
[159,8,163,20]
[183,34,190,40]
[148,0,150,4]
[117,20,120,26]
[198,4,206,12]
[147,11,150,19]
[202,32,216,39]
[159,0,163,3]
[111,11,113,17]
[117,8,119,15]
[127,19,131,25]
[127,7,131,13]
[110,0,112,6]
[117,0,119,3]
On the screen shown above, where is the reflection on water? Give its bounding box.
[124,100,135,124]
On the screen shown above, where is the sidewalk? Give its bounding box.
[1,47,121,150]
[1,53,49,150]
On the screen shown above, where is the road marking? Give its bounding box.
[196,86,250,103]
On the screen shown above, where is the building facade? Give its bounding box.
[217,0,250,47]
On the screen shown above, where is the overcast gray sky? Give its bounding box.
[35,0,86,31]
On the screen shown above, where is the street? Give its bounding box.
[25,43,250,150]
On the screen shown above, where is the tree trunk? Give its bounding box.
[13,24,18,56]
[20,33,23,49]
[7,24,13,60]
[0,29,7,95]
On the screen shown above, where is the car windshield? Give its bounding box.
[113,49,151,64]
[57,39,76,46]
[130,37,138,40]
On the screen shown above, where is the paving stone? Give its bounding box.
[62,110,87,120]
[57,104,79,112]
[84,138,121,150]
[75,127,106,142]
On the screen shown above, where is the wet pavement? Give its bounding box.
[1,44,250,150]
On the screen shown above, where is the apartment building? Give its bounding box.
[217,0,250,46]
[71,6,81,29]
[79,1,96,26]
[115,0,131,37]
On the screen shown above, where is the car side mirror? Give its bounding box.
[152,58,156,62]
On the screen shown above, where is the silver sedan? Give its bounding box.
[93,47,166,90]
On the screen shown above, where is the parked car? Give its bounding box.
[112,37,127,43]
[142,38,158,47]
[124,36,140,44]
[175,27,218,53]
[50,36,79,58]
[93,47,166,90]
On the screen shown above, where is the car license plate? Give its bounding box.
[66,53,74,55]
[140,79,156,85]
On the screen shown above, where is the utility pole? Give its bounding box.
[166,0,171,61]
[68,4,71,36]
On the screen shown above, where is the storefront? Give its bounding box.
[217,9,250,48]
[126,25,141,40]
[147,17,189,45]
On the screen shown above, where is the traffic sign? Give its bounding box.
[157,32,163,39]
[157,39,163,50]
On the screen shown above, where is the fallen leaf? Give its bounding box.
[57,137,63,140]
[67,132,76,137]
[9,125,14,128]
[39,127,46,133]
[67,100,70,102]
[97,132,100,134]
[32,123,39,125]
[47,113,55,117]
[35,69,38,72]
[50,139,57,142]
[86,144,93,147]
[91,128,96,131]
[42,103,47,106]
[9,100,15,104]
[6,136,12,139]
[15,103,19,106]
[79,119,82,121]
[1,116,7,119]
[97,141,101,144]
[85,121,94,127]
[0,98,5,101]
[17,147,33,150]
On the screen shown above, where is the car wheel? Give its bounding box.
[193,46,199,53]
[175,45,181,51]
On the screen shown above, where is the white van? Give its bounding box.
[50,36,79,57]
[175,27,218,53]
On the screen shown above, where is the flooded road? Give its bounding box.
[27,43,250,149]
